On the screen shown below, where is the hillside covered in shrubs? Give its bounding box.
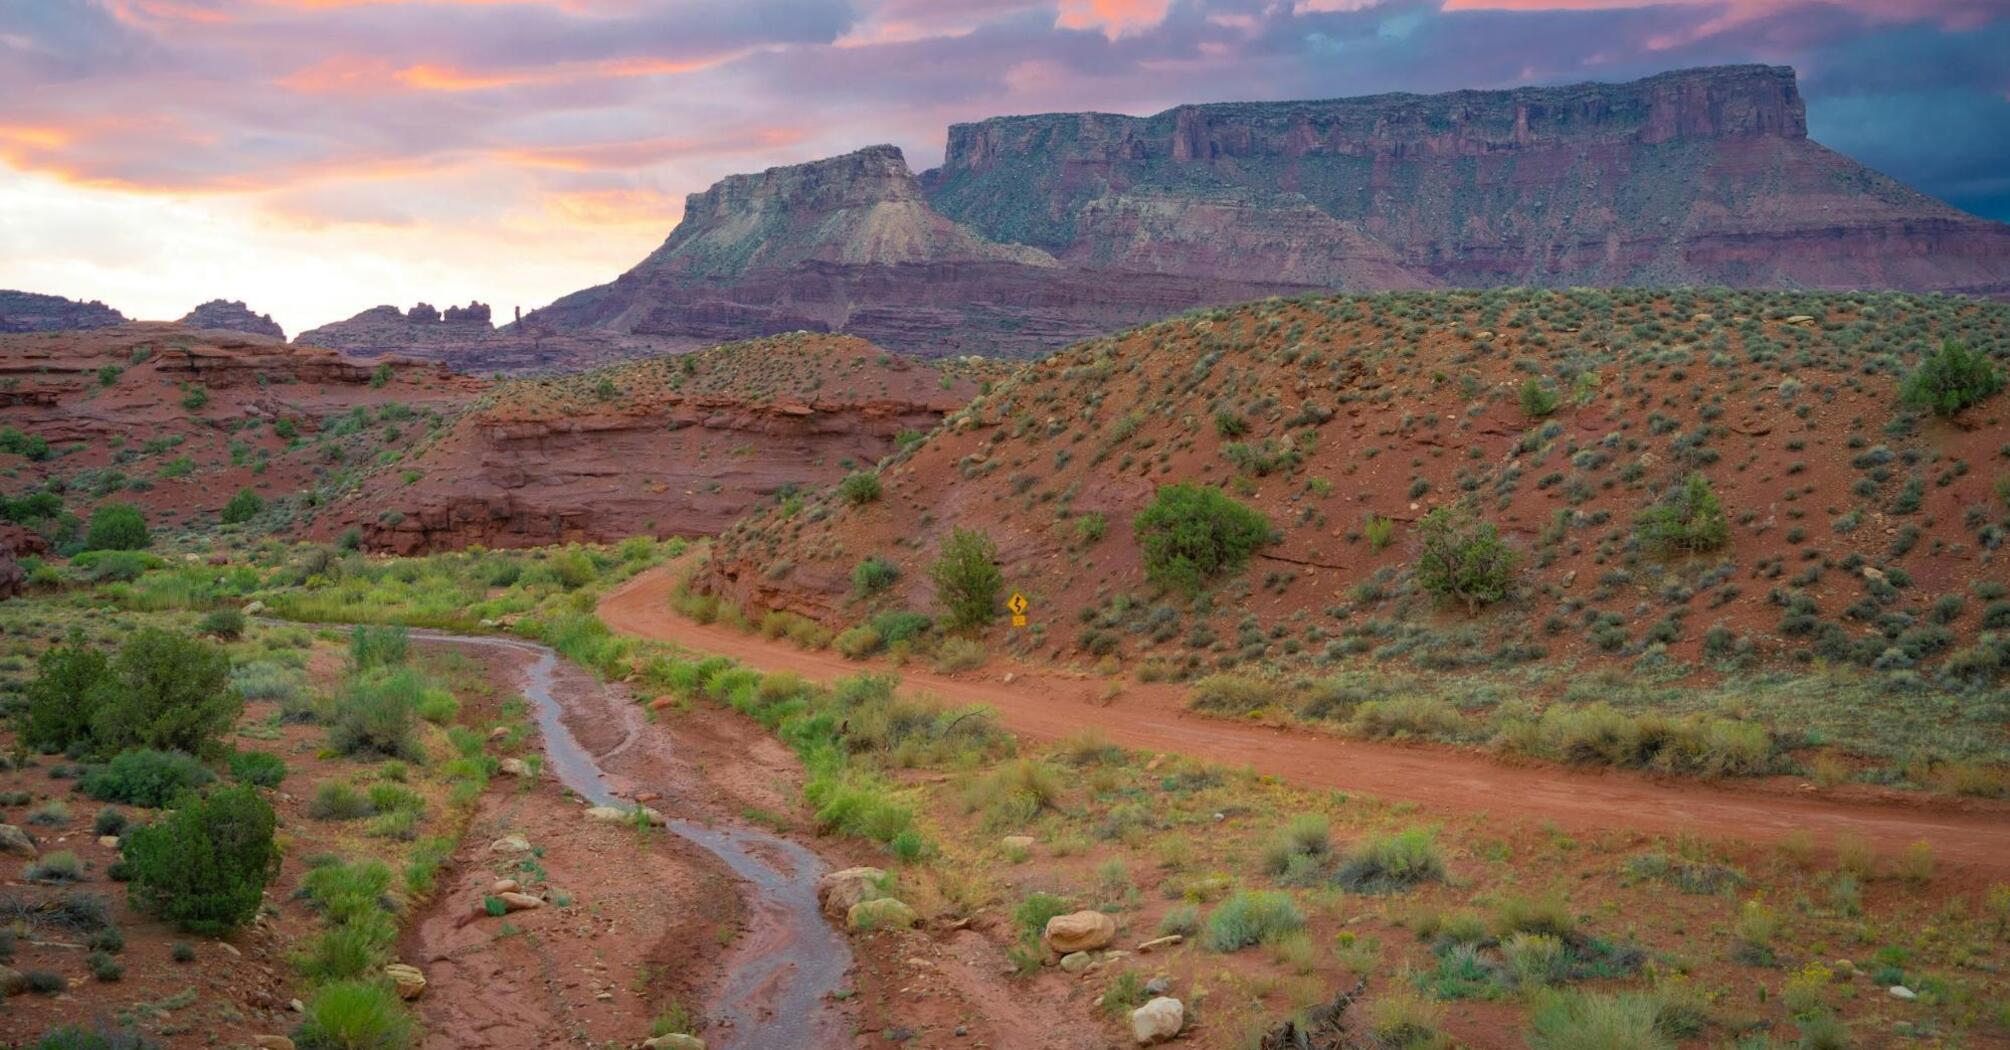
[703,288,2010,698]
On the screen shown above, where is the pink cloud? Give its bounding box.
[1056,0,1172,37]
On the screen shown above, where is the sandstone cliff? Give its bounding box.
[518,66,2009,364]
[298,302,678,375]
[0,290,127,333]
[179,299,286,340]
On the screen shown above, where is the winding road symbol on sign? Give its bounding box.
[1007,592,1028,627]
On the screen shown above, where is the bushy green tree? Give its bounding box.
[84,503,150,551]
[929,528,1002,630]
[220,488,263,525]
[1518,378,1560,418]
[21,638,115,753]
[1413,504,1518,613]
[1636,472,1731,556]
[838,471,882,506]
[1132,483,1274,596]
[123,784,279,935]
[93,629,240,759]
[1900,340,2003,417]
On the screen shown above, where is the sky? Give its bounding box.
[1,0,2006,336]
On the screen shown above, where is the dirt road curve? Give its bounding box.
[600,568,2010,878]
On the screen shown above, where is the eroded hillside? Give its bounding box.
[317,333,1004,553]
[705,289,2010,685]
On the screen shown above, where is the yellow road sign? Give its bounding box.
[1008,591,1028,626]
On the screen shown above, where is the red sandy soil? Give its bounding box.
[602,565,2010,880]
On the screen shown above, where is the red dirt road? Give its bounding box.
[600,568,2010,879]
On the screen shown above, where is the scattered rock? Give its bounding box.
[1059,951,1094,974]
[585,804,664,825]
[492,878,521,894]
[489,834,531,854]
[253,1037,295,1050]
[643,1036,706,1050]
[98,835,121,849]
[0,966,26,994]
[1889,985,1917,1001]
[1000,835,1035,852]
[498,758,530,777]
[478,891,545,915]
[0,824,37,859]
[846,897,918,931]
[489,726,510,741]
[385,962,426,1000]
[1144,977,1171,996]
[1043,910,1116,954]
[1784,314,1817,327]
[816,866,888,918]
[1130,997,1184,1045]
[1137,935,1182,953]
[243,600,266,615]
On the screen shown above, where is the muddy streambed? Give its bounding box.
[404,628,854,1049]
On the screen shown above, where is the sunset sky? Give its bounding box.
[2,0,2005,336]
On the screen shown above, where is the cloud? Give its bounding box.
[0,0,2003,335]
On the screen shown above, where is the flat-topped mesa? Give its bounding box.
[678,144,924,227]
[934,65,1805,179]
[0,290,127,333]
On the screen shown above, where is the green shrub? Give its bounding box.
[82,749,215,807]
[1186,673,1280,715]
[198,608,247,640]
[838,471,882,506]
[1519,378,1560,418]
[28,1026,161,1050]
[1363,514,1397,551]
[852,556,900,596]
[21,640,114,753]
[868,610,932,645]
[1014,891,1074,940]
[309,781,375,821]
[1333,828,1446,892]
[348,625,409,670]
[123,784,279,934]
[326,669,423,761]
[929,527,1002,630]
[1900,340,2003,417]
[1204,889,1305,951]
[1524,989,1676,1050]
[92,629,239,759]
[1636,473,1730,556]
[834,626,883,660]
[1413,503,1518,612]
[84,503,150,551]
[297,980,413,1050]
[221,488,263,525]
[228,749,288,788]
[1132,483,1273,596]
[1503,932,1568,987]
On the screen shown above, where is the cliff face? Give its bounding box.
[314,333,990,553]
[179,299,285,340]
[0,291,127,333]
[520,65,2009,362]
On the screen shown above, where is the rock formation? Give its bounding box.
[179,299,285,340]
[521,65,2010,362]
[0,290,126,333]
[298,302,673,375]
[313,333,991,553]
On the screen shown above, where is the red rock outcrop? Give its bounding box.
[298,303,679,375]
[314,333,990,553]
[0,290,126,333]
[178,299,285,340]
[517,65,2009,367]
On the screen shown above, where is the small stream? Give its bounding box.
[404,629,854,1049]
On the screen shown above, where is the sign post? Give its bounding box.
[1007,591,1028,628]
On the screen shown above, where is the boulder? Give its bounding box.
[0,824,36,859]
[98,835,121,848]
[585,804,664,825]
[0,966,26,994]
[384,962,426,1000]
[1137,934,1182,953]
[1059,951,1093,974]
[643,1036,706,1050]
[498,758,530,777]
[489,834,531,854]
[253,1038,295,1050]
[1043,910,1116,954]
[1890,985,1917,1001]
[1130,997,1184,1045]
[815,866,887,918]
[243,600,266,615]
[846,897,918,931]
[1000,835,1035,852]
[491,878,521,894]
